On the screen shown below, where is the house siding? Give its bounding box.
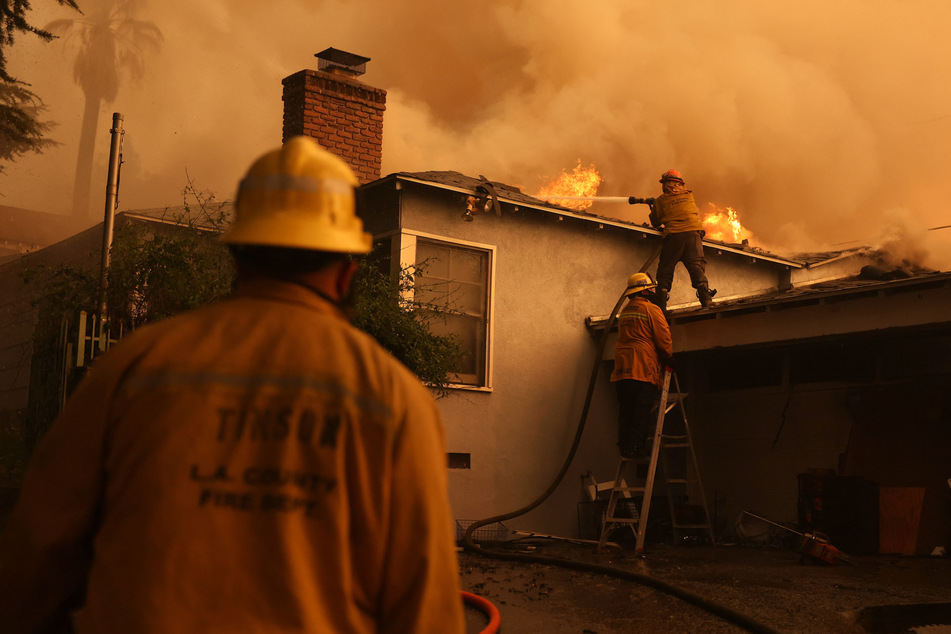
[375,185,662,535]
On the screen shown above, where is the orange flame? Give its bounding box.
[535,160,602,211]
[701,204,753,244]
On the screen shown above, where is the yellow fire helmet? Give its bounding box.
[624,272,657,296]
[221,136,372,254]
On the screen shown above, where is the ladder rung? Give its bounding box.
[661,434,687,440]
[604,518,640,525]
[611,486,646,493]
[662,443,689,449]
[665,478,693,485]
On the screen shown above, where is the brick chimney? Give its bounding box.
[282,48,386,184]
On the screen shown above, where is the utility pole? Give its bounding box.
[98,113,125,324]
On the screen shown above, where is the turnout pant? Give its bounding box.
[616,379,658,456]
[655,230,708,292]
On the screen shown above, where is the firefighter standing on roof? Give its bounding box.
[0,137,465,634]
[630,169,716,311]
[611,272,674,459]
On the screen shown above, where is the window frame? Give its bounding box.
[380,229,495,391]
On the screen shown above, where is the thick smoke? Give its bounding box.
[4,0,951,260]
[871,208,951,272]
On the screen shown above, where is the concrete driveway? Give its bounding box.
[459,539,951,633]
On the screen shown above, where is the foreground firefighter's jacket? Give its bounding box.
[0,278,465,633]
[610,295,673,386]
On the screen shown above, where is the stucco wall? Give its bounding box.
[394,186,658,536]
[670,244,787,309]
[371,184,805,538]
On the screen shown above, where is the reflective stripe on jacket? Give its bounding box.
[611,296,673,386]
[0,277,465,634]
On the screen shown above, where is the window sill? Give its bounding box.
[446,383,493,393]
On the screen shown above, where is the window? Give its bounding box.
[396,233,493,388]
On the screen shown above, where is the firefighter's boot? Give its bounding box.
[697,283,716,308]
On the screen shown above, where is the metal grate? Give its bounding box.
[455,519,509,543]
[315,47,369,76]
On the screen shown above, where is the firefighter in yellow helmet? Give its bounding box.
[629,169,716,310]
[611,272,674,459]
[0,137,465,634]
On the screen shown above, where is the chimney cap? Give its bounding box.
[315,47,370,76]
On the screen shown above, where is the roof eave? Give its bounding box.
[586,271,951,331]
[368,174,803,269]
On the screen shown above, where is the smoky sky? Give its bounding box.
[4,0,951,264]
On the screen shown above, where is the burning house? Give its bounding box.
[1,48,948,554]
[276,49,951,554]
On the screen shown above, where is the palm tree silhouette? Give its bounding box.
[47,0,162,218]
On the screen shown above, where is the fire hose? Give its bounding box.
[461,275,780,634]
[542,194,663,273]
[461,590,501,634]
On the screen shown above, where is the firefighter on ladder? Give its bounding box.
[611,272,674,460]
[629,169,717,311]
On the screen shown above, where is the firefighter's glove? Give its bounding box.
[628,197,655,205]
[660,354,677,371]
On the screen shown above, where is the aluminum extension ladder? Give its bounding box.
[597,368,716,552]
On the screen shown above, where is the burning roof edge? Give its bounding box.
[367,171,804,269]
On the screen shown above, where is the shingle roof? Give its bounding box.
[397,171,579,210]
[665,264,946,323]
[122,202,234,230]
